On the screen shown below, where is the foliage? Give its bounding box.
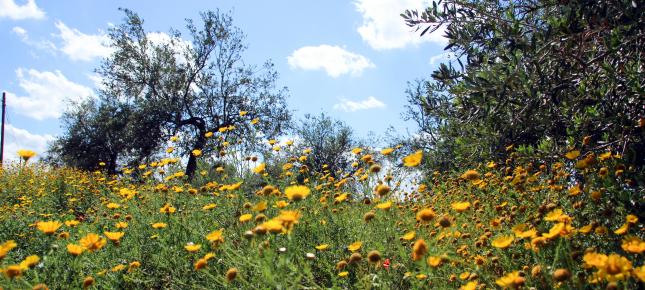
[402,0,645,171]
[50,9,291,177]
[294,113,357,177]
[48,97,164,174]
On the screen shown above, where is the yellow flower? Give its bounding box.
[367,250,381,263]
[491,235,514,249]
[578,224,594,234]
[597,254,632,282]
[401,231,416,241]
[203,203,217,211]
[284,185,310,201]
[360,154,373,162]
[252,201,267,212]
[515,228,537,239]
[253,163,266,174]
[335,193,349,203]
[351,147,363,154]
[192,149,202,157]
[115,222,128,229]
[36,221,62,235]
[277,211,300,232]
[82,276,95,289]
[583,252,607,268]
[67,244,84,256]
[19,255,39,269]
[451,201,471,212]
[3,264,22,279]
[128,261,141,272]
[0,240,18,260]
[565,150,580,160]
[65,220,80,227]
[275,200,289,208]
[495,271,524,289]
[412,239,428,261]
[160,204,176,214]
[374,184,390,196]
[204,131,213,138]
[375,201,392,210]
[184,243,201,253]
[17,149,36,161]
[460,170,480,180]
[104,232,124,243]
[402,150,423,167]
[152,222,167,229]
[80,233,106,252]
[543,208,564,221]
[626,214,638,224]
[259,219,283,234]
[568,184,582,196]
[614,223,629,235]
[621,236,645,254]
[458,272,470,280]
[634,265,645,282]
[380,148,394,155]
[106,202,120,209]
[347,241,362,252]
[194,258,208,270]
[427,256,442,267]
[338,271,349,278]
[239,214,253,223]
[542,222,566,239]
[315,244,329,251]
[460,281,478,290]
[226,267,238,281]
[111,264,126,272]
[206,229,224,245]
[416,208,436,222]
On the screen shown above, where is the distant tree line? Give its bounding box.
[48,9,291,178]
[46,8,362,180]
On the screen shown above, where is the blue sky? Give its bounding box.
[0,0,447,160]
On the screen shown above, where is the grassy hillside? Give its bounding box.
[0,142,643,289]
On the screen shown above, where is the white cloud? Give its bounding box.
[53,21,192,63]
[12,25,57,52]
[0,0,45,20]
[354,0,446,50]
[7,68,94,120]
[54,21,113,61]
[3,124,54,162]
[287,45,374,78]
[146,32,192,64]
[333,96,386,112]
[12,26,27,40]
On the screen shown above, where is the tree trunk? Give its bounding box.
[185,133,207,179]
[108,153,118,175]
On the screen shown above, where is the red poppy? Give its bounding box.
[383,258,391,270]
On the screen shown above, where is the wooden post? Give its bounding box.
[0,92,5,167]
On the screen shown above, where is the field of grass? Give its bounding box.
[0,142,643,289]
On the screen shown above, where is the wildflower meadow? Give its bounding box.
[1,134,644,289]
[1,0,644,289]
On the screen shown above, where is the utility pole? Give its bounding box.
[1,92,5,167]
